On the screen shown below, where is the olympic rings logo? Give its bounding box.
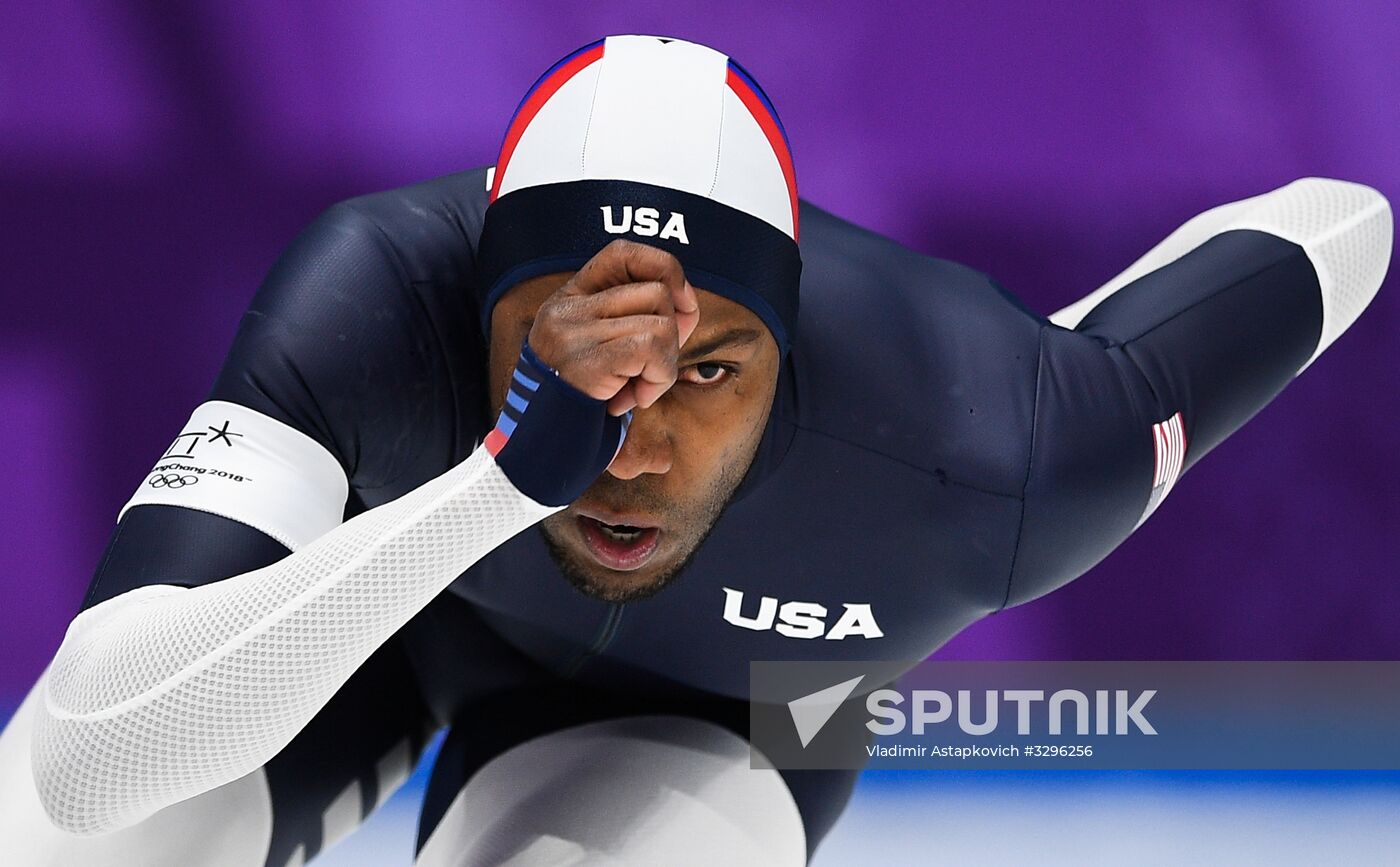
[148,473,198,489]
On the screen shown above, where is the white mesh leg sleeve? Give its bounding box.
[1049,177,1393,370]
[2,670,273,865]
[33,445,559,835]
[414,716,807,867]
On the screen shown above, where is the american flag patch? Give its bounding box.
[1135,411,1188,529]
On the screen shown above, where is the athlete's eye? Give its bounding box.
[680,362,734,386]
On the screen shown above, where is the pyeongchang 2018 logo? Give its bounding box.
[146,419,254,485]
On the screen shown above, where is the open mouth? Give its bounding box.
[576,515,661,572]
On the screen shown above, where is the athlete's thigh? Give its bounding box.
[417,713,810,867]
[258,631,435,867]
[410,640,858,865]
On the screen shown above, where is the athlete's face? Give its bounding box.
[488,271,779,602]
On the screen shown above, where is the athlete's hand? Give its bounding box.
[526,239,700,417]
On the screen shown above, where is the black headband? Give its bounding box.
[474,179,801,356]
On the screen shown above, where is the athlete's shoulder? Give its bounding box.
[209,168,493,504]
[789,200,1044,496]
[328,167,492,285]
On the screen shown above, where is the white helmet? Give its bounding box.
[475,34,802,356]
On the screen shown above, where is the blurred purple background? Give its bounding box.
[2,1,1398,704]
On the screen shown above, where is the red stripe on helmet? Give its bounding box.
[490,43,607,203]
[725,68,799,242]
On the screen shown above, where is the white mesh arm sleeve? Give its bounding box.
[1049,177,1392,371]
[32,445,559,835]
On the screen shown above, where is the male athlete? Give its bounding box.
[0,34,1392,867]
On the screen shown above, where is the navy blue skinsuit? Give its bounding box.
[80,166,1324,862]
